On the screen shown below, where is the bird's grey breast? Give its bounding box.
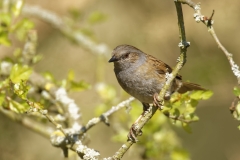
[114,56,163,103]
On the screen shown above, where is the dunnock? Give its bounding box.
[109,44,205,141]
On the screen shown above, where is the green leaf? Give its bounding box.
[94,103,108,115]
[185,103,196,113]
[13,80,30,99]
[202,90,213,100]
[68,8,82,20]
[0,32,11,46]
[111,130,129,142]
[184,113,199,122]
[96,83,116,101]
[0,13,11,27]
[32,54,43,64]
[171,149,190,160]
[172,99,182,108]
[11,0,24,17]
[67,70,75,82]
[189,90,204,100]
[238,125,240,130]
[0,14,12,46]
[0,94,4,106]
[88,11,107,25]
[191,115,199,121]
[66,71,91,91]
[189,90,213,100]
[13,48,22,57]
[70,80,91,91]
[80,28,94,37]
[60,79,67,88]
[234,102,240,121]
[9,99,29,113]
[0,79,9,89]
[10,64,32,83]
[190,99,198,107]
[182,122,192,133]
[173,108,180,117]
[233,87,240,96]
[12,18,34,41]
[43,72,55,82]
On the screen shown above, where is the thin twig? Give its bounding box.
[209,28,240,83]
[80,97,135,135]
[164,112,197,123]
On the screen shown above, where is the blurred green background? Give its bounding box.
[1,0,240,159]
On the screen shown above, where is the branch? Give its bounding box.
[106,2,189,159]
[177,0,240,84]
[22,4,111,58]
[80,97,135,135]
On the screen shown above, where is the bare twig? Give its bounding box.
[163,112,197,123]
[80,97,135,135]
[209,28,240,83]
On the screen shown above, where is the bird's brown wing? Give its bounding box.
[146,54,182,80]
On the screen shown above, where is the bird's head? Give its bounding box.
[109,44,145,70]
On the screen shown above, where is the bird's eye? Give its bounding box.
[122,53,130,59]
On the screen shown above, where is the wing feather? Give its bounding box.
[146,54,182,80]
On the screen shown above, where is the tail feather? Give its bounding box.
[178,82,206,93]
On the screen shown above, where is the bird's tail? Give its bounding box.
[178,82,206,93]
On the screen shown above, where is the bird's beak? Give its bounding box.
[108,56,118,63]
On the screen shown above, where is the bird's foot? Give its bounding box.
[127,123,142,143]
[153,93,164,110]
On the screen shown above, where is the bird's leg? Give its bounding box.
[153,92,171,110]
[153,93,164,110]
[128,103,150,142]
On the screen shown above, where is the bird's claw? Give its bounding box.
[127,123,142,143]
[153,93,164,110]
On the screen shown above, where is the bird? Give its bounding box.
[108,44,205,141]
